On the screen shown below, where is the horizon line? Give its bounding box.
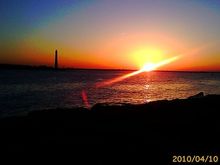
[0,63,220,73]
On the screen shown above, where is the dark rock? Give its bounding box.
[188,92,204,99]
[0,94,220,164]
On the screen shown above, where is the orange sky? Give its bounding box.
[1,0,220,71]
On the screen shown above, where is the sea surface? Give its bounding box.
[1,69,220,117]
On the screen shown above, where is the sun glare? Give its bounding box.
[140,55,180,72]
[131,48,164,69]
[96,55,180,88]
[141,63,156,72]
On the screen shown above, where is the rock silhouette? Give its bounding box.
[0,93,220,164]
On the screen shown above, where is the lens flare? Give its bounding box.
[81,90,90,108]
[81,44,211,108]
[140,56,180,72]
[141,63,156,72]
[96,55,180,87]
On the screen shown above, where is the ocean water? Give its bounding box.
[1,69,220,117]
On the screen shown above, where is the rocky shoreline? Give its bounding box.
[0,93,220,164]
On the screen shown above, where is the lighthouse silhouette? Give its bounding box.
[54,49,58,69]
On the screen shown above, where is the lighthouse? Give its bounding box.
[54,49,58,69]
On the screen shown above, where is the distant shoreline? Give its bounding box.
[0,63,220,73]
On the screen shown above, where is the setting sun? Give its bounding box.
[131,48,165,69]
[1,0,220,159]
[96,55,180,88]
[140,56,180,72]
[141,63,156,72]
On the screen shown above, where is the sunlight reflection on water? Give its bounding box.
[1,69,220,116]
